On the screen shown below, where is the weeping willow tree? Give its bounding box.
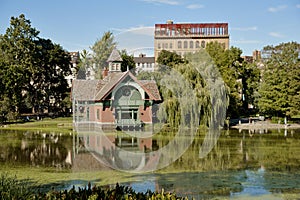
[137,50,228,132]
[152,49,228,130]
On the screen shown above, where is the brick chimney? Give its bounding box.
[102,67,109,78]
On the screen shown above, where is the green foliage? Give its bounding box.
[0,173,36,200]
[0,14,71,118]
[242,62,261,112]
[152,50,214,128]
[0,96,10,123]
[258,42,300,117]
[205,42,246,118]
[120,49,136,73]
[156,50,187,68]
[77,49,92,79]
[90,31,116,78]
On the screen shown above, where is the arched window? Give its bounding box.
[178,41,182,49]
[184,41,188,49]
[189,41,193,49]
[195,41,200,48]
[201,41,205,48]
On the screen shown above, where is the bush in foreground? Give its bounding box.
[0,174,188,200]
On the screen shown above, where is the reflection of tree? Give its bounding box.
[160,129,300,172]
[0,131,72,169]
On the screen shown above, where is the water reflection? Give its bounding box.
[1,128,300,198]
[0,130,72,169]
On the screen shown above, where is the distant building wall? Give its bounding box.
[154,21,229,60]
[134,53,155,74]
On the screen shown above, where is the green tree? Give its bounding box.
[76,49,92,79]
[28,38,71,114]
[156,49,187,68]
[154,50,213,128]
[241,62,261,113]
[0,14,71,118]
[205,42,244,118]
[0,14,39,114]
[120,49,135,73]
[90,31,116,79]
[258,42,300,118]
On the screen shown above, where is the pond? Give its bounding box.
[1,128,300,199]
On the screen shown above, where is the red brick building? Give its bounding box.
[72,49,161,131]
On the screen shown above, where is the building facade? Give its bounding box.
[72,49,161,131]
[134,53,155,74]
[154,20,229,59]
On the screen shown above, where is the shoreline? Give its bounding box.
[231,120,300,130]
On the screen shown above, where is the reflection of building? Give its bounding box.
[154,20,229,59]
[72,49,161,130]
[134,53,155,74]
[72,132,160,172]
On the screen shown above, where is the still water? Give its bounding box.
[1,128,300,199]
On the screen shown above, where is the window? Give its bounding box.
[158,43,161,49]
[196,41,200,48]
[178,41,182,49]
[201,41,205,48]
[169,43,173,49]
[184,41,188,49]
[189,41,193,49]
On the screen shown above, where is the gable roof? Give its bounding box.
[139,80,161,100]
[72,71,161,101]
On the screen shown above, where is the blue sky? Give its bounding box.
[0,0,299,56]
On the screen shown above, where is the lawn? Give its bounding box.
[0,117,73,134]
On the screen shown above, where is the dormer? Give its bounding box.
[107,48,123,72]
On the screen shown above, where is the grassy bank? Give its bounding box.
[0,117,73,134]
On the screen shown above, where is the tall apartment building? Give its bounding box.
[154,20,229,60]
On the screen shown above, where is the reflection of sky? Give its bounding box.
[124,175,156,193]
[231,167,271,198]
[129,180,156,193]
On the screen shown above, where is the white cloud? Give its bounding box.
[141,0,179,5]
[186,4,204,9]
[269,32,285,38]
[296,4,300,8]
[231,26,257,31]
[268,5,287,12]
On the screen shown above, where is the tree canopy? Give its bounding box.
[90,31,116,79]
[156,50,187,68]
[0,14,71,121]
[205,42,244,117]
[146,50,214,128]
[120,49,135,73]
[258,42,300,118]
